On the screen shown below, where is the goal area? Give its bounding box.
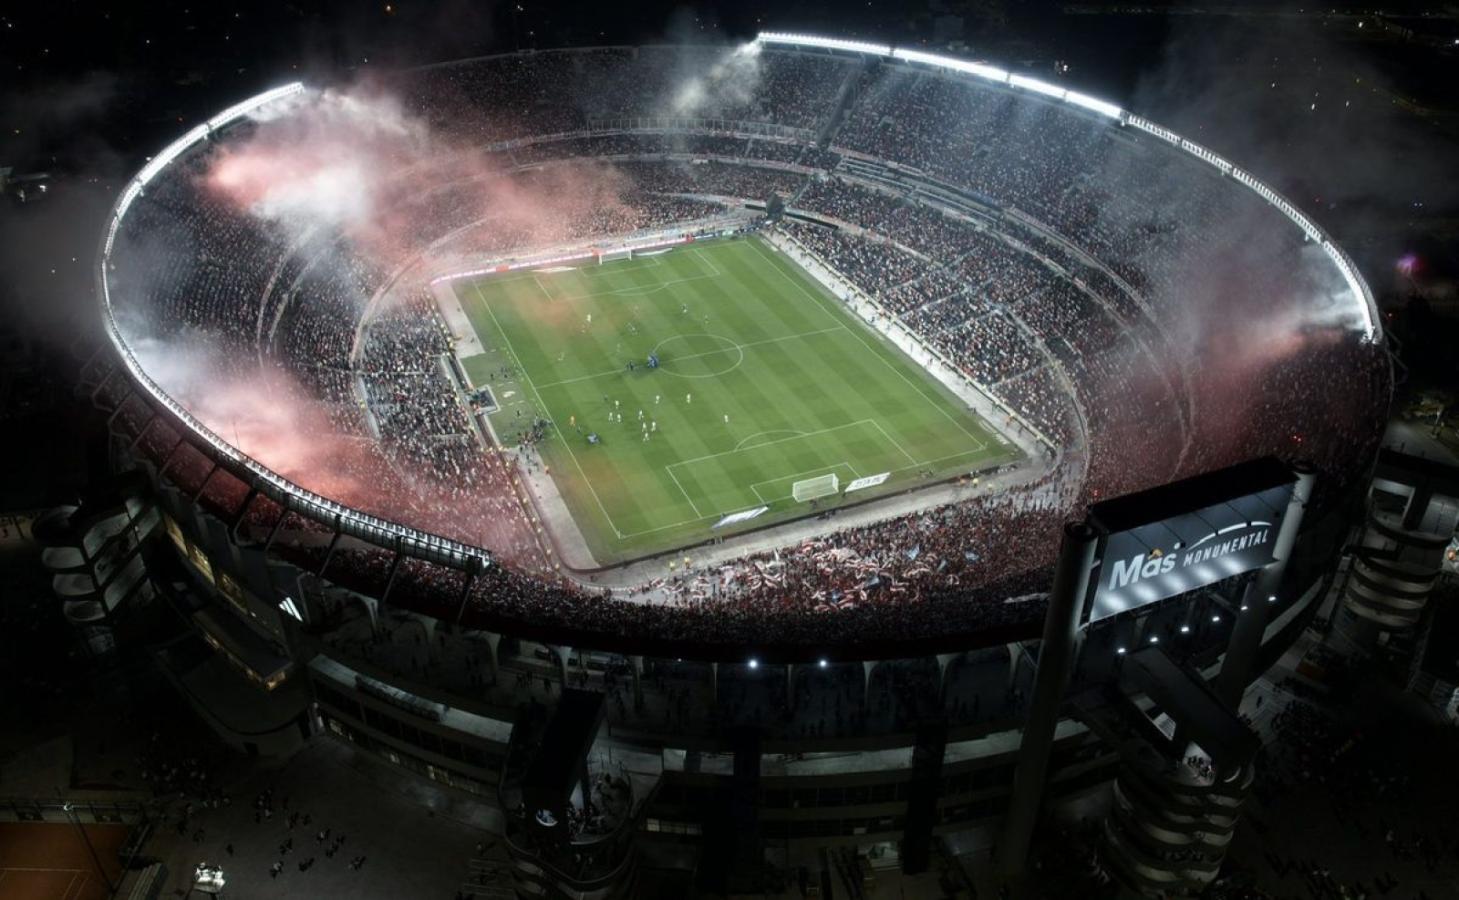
[792,473,840,503]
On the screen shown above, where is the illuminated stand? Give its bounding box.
[999,459,1313,894]
[753,32,1378,344]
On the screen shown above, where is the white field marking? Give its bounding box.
[533,325,846,390]
[616,444,1010,540]
[735,429,807,451]
[61,872,80,900]
[620,443,1015,540]
[743,238,990,454]
[460,243,720,295]
[531,268,718,306]
[617,511,715,539]
[648,332,744,381]
[667,419,877,470]
[579,255,663,275]
[749,462,858,505]
[614,445,1013,539]
[868,419,920,467]
[665,465,704,519]
[529,247,722,305]
[470,282,626,539]
[881,446,997,472]
[670,418,895,511]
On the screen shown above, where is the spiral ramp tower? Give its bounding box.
[1074,647,1260,897]
[1341,450,1459,638]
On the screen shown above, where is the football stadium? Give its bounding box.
[96,33,1387,657]
[73,30,1410,896]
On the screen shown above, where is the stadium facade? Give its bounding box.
[78,33,1392,895]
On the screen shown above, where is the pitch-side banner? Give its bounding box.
[713,506,769,530]
[844,472,891,494]
[1084,460,1295,624]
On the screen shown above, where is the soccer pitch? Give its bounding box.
[456,235,1020,564]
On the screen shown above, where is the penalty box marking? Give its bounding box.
[666,419,911,514]
[749,462,861,505]
[578,254,664,276]
[666,465,704,519]
[529,246,724,305]
[613,436,1014,542]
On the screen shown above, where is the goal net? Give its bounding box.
[792,473,840,503]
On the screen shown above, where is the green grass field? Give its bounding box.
[456,235,1020,564]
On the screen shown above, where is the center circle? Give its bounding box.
[651,333,745,379]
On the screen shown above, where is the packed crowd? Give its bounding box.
[104,44,1390,650]
[400,45,857,140]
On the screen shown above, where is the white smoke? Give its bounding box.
[203,87,430,249]
[665,41,766,119]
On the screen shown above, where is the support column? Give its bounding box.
[630,655,645,711]
[1215,463,1316,707]
[999,521,1098,877]
[418,616,438,663]
[318,528,343,577]
[155,436,187,479]
[1006,642,1022,691]
[786,664,796,712]
[555,645,571,688]
[126,412,159,451]
[710,662,719,704]
[483,631,501,683]
[190,462,221,503]
[1130,614,1149,649]
[359,596,380,633]
[936,653,959,705]
[229,488,259,542]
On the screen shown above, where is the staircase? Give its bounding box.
[459,837,515,900]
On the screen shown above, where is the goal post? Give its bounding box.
[792,473,840,503]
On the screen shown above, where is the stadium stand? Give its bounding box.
[101,44,1389,651]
